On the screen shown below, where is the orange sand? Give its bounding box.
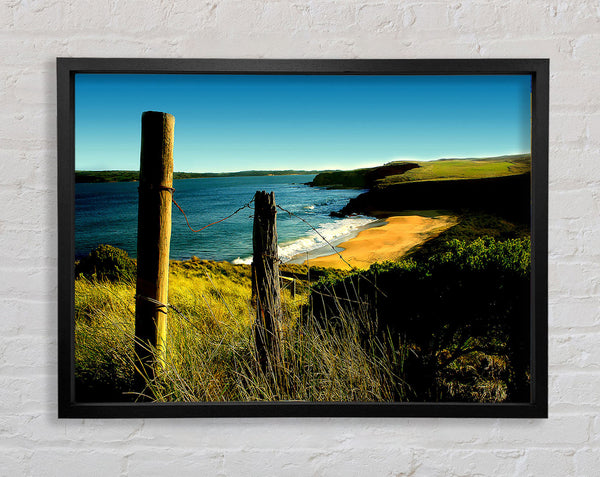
[306,214,458,270]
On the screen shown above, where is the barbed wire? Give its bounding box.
[136,294,205,333]
[83,191,392,340]
[275,204,357,271]
[167,191,386,299]
[276,203,387,298]
[172,196,254,233]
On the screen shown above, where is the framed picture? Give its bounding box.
[58,58,548,418]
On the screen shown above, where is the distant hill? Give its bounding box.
[315,154,532,222]
[309,154,531,189]
[375,154,530,187]
[309,163,420,189]
[75,169,331,183]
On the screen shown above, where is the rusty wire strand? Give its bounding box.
[135,294,204,333]
[276,203,387,298]
[275,204,357,271]
[172,197,254,233]
[147,193,388,337]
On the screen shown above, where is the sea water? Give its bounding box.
[75,174,375,263]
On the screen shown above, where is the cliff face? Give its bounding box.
[338,172,531,222]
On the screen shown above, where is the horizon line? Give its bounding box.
[75,151,531,174]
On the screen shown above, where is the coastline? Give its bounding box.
[284,218,386,265]
[292,211,458,270]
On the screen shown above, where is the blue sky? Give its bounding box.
[75,74,531,172]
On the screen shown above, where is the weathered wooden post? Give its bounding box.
[135,111,175,378]
[252,191,283,369]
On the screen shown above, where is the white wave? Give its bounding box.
[303,205,315,210]
[232,256,252,265]
[277,217,374,262]
[231,215,377,265]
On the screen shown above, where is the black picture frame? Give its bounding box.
[58,58,548,418]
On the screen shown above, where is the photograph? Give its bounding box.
[68,64,538,410]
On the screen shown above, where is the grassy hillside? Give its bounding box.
[376,154,531,187]
[75,252,391,402]
[320,154,532,220]
[309,163,420,189]
[310,154,530,190]
[75,237,530,403]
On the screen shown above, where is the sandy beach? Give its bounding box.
[304,212,458,270]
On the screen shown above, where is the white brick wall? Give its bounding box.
[1,1,598,475]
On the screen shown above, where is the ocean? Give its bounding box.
[75,174,376,263]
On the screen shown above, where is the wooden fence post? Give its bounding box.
[135,111,175,379]
[252,191,283,369]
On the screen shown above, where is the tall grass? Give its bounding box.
[76,235,528,403]
[311,237,531,402]
[75,260,403,402]
[75,278,136,401]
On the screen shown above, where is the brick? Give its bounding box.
[550,189,599,220]
[30,450,123,477]
[452,2,502,33]
[311,448,414,476]
[62,419,146,446]
[548,260,600,298]
[138,418,504,451]
[63,37,152,58]
[0,335,56,376]
[11,0,67,32]
[550,332,600,369]
[0,230,56,263]
[4,69,54,106]
[308,2,357,33]
[551,373,600,407]
[549,146,600,185]
[0,149,52,188]
[549,221,585,257]
[549,297,600,328]
[1,190,56,232]
[479,37,577,72]
[586,113,600,144]
[126,449,224,477]
[412,449,523,477]
[520,449,577,476]
[356,4,402,33]
[468,2,600,40]
[572,34,600,68]
[581,226,600,256]
[0,376,46,414]
[552,71,600,108]
[0,264,56,299]
[551,112,588,144]
[0,449,33,477]
[493,416,590,446]
[250,3,297,33]
[4,298,55,336]
[62,2,118,31]
[575,447,600,476]
[592,416,600,445]
[90,2,166,34]
[410,3,454,32]
[0,38,69,67]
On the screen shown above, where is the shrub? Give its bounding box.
[75,244,136,283]
[308,237,532,402]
